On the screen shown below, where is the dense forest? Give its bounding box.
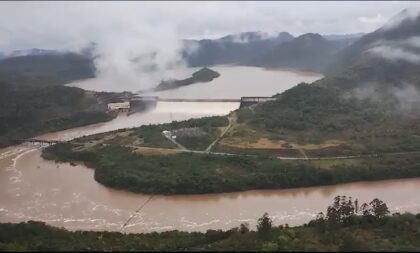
[0,81,118,148]
[1,196,419,251]
[43,142,420,195]
[234,82,420,156]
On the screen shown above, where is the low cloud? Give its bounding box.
[368,45,420,63]
[367,36,420,64]
[358,14,386,25]
[346,82,420,114]
[393,84,420,112]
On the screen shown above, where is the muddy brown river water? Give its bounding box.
[1,67,420,233]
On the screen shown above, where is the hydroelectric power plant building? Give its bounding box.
[107,102,130,112]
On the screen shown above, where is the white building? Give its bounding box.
[107,102,130,111]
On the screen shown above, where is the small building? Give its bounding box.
[107,102,130,111]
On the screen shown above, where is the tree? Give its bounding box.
[257,213,272,239]
[369,198,390,219]
[239,223,249,234]
[354,199,359,214]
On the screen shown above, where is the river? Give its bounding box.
[2,66,420,233]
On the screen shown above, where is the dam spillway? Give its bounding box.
[130,96,276,108]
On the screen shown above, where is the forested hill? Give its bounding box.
[0,52,95,87]
[0,81,121,148]
[247,33,351,72]
[229,10,420,158]
[182,31,362,73]
[324,9,420,88]
[182,31,294,67]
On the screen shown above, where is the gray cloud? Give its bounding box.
[367,36,420,64]
[368,45,420,63]
[393,84,420,112]
[346,82,420,114]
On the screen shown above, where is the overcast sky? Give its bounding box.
[1,1,420,52]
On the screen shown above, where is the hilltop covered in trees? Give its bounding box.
[154,67,220,91]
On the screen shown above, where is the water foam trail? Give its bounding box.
[178,217,222,229]
[6,146,39,183]
[0,146,30,160]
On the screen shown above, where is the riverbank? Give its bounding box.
[42,136,420,195]
[0,81,137,148]
[3,142,420,233]
[40,106,420,195]
[1,197,419,251]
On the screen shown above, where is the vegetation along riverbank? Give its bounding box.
[1,196,419,251]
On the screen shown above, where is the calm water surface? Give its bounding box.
[67,65,323,97]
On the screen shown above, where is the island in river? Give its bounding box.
[153,67,220,92]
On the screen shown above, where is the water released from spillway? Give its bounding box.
[2,66,420,233]
[2,146,420,233]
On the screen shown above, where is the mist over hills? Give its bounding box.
[322,33,365,41]
[182,31,362,72]
[321,9,420,90]
[0,52,95,87]
[1,8,419,91]
[247,33,352,72]
[0,30,362,87]
[182,31,295,67]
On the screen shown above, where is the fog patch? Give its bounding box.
[0,2,189,92]
[393,84,420,113]
[343,82,386,104]
[182,40,201,57]
[368,45,420,63]
[367,36,420,64]
[218,31,276,44]
[345,82,420,115]
[91,29,187,91]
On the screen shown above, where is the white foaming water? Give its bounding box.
[35,101,240,142]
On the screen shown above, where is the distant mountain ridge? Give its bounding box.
[323,9,420,89]
[323,33,365,41]
[182,31,362,73]
[0,53,96,87]
[182,31,295,67]
[7,48,60,58]
[246,33,352,72]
